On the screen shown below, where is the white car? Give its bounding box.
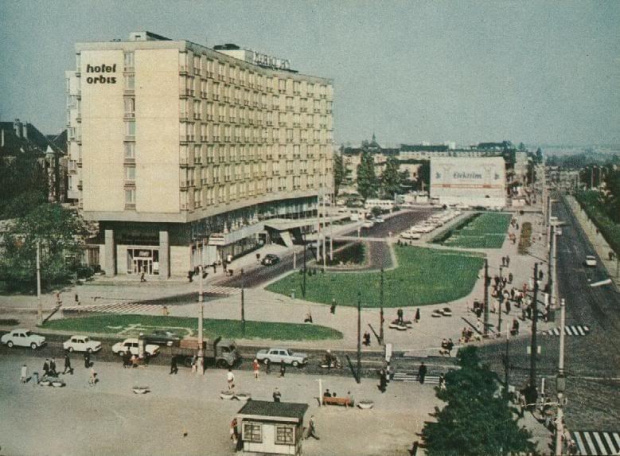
[256,348,308,367]
[400,231,421,240]
[362,220,375,228]
[63,335,102,353]
[584,256,597,267]
[112,338,160,357]
[1,329,46,349]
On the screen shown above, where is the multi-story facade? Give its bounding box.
[66,31,333,278]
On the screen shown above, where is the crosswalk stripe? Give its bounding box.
[593,432,608,455]
[583,432,596,454]
[566,326,575,336]
[573,432,587,455]
[612,433,620,451]
[576,326,585,336]
[546,325,590,336]
[603,433,615,454]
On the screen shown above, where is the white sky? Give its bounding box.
[0,0,618,146]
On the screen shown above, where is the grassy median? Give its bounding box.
[42,315,343,341]
[437,212,511,249]
[267,245,484,307]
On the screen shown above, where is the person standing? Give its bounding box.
[279,362,286,378]
[418,362,427,384]
[330,298,337,314]
[89,367,97,386]
[272,387,282,402]
[20,364,28,383]
[170,356,178,375]
[227,369,235,390]
[305,415,320,440]
[43,359,50,377]
[397,308,404,325]
[253,359,260,380]
[84,352,91,369]
[49,358,57,376]
[140,271,146,282]
[230,417,239,444]
[438,374,446,390]
[378,367,387,393]
[414,308,420,323]
[63,353,73,375]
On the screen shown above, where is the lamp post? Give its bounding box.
[529,263,539,389]
[197,265,205,375]
[379,267,384,345]
[483,259,489,337]
[36,239,42,326]
[241,268,245,337]
[555,298,566,455]
[357,291,362,384]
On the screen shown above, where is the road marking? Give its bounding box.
[583,432,596,454]
[593,432,608,455]
[545,325,590,336]
[573,432,587,455]
[590,278,612,287]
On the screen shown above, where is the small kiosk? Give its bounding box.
[236,401,309,455]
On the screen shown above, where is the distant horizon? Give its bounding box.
[1,1,618,146]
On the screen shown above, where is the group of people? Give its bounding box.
[20,352,93,386]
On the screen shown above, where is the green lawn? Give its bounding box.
[42,315,343,341]
[266,246,484,307]
[440,212,512,249]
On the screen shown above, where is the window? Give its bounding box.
[125,121,136,138]
[125,166,136,181]
[275,426,295,445]
[125,189,136,204]
[123,142,134,159]
[124,52,135,70]
[124,98,135,117]
[124,74,135,90]
[243,423,262,443]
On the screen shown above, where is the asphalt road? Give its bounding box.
[479,195,620,430]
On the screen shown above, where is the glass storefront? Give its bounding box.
[127,248,159,275]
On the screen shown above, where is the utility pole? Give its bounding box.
[315,192,321,262]
[322,190,327,270]
[529,263,539,389]
[197,265,205,375]
[357,291,362,383]
[483,259,489,337]
[379,267,384,345]
[504,323,510,397]
[302,234,307,298]
[241,268,245,337]
[555,298,566,456]
[36,239,42,326]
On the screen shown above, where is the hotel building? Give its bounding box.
[66,32,333,278]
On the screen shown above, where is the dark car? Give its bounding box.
[261,254,280,266]
[143,330,181,347]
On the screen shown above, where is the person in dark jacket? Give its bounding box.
[170,356,178,375]
[418,362,427,384]
[63,354,73,375]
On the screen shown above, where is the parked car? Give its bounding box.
[362,220,375,228]
[400,231,421,240]
[112,338,160,357]
[261,254,280,266]
[256,348,308,367]
[63,335,102,353]
[1,329,46,349]
[584,255,597,267]
[142,330,180,347]
[375,216,385,223]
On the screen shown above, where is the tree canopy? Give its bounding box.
[0,204,91,292]
[357,150,378,200]
[422,346,534,456]
[333,152,345,196]
[380,156,402,198]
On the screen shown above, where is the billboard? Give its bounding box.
[430,157,506,208]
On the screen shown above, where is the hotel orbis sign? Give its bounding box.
[430,157,505,197]
[84,64,117,84]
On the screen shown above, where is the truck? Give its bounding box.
[170,336,240,369]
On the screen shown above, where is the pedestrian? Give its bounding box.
[330,298,337,314]
[55,292,62,306]
[501,256,506,267]
[256,252,261,263]
[397,308,404,324]
[230,417,239,444]
[187,270,193,283]
[43,359,50,377]
[170,356,178,375]
[279,362,286,378]
[305,415,320,440]
[418,362,427,384]
[414,308,420,323]
[438,373,446,390]
[162,305,169,316]
[506,255,510,267]
[75,293,80,305]
[508,272,513,284]
[21,364,28,383]
[63,353,73,375]
[506,300,511,314]
[140,271,146,282]
[49,358,57,376]
[89,367,97,386]
[227,369,235,390]
[253,359,260,380]
[265,359,271,375]
[378,367,387,392]
[84,352,91,369]
[212,262,217,273]
[273,387,282,402]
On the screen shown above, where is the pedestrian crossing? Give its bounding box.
[62,303,164,315]
[545,325,590,336]
[571,430,620,455]
[391,372,440,384]
[206,286,241,296]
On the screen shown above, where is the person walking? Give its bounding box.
[170,356,178,375]
[253,359,260,380]
[279,362,286,378]
[227,369,235,390]
[414,308,420,323]
[49,358,57,376]
[84,352,91,369]
[230,417,239,444]
[20,364,28,383]
[43,359,50,377]
[438,373,446,390]
[140,271,146,282]
[397,308,404,325]
[378,367,387,393]
[89,367,97,386]
[305,415,320,440]
[330,298,337,314]
[272,387,282,402]
[63,353,73,375]
[418,362,427,384]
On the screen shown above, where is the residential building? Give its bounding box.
[66,31,333,278]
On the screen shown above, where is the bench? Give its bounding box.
[322,396,353,407]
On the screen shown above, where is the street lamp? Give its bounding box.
[555,298,567,456]
[197,265,205,375]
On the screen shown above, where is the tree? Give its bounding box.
[380,157,402,198]
[0,204,91,292]
[416,161,430,191]
[422,346,534,456]
[535,148,543,164]
[357,151,378,200]
[0,152,48,219]
[333,152,345,196]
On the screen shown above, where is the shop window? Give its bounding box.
[243,423,262,443]
[275,425,294,445]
